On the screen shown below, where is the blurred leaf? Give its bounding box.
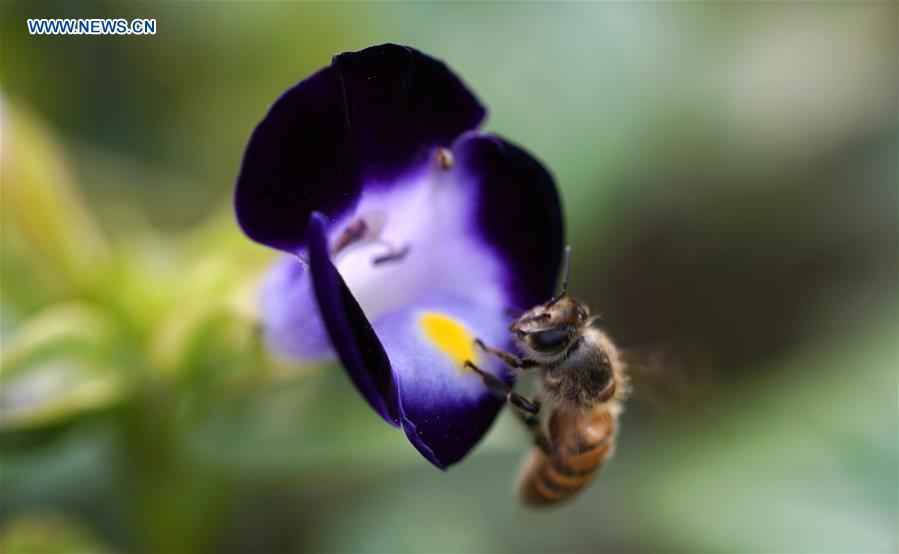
[0,98,108,289]
[187,370,416,476]
[147,246,272,384]
[0,359,127,431]
[0,303,128,431]
[1,302,113,382]
[0,511,112,554]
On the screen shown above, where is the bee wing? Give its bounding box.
[620,341,714,415]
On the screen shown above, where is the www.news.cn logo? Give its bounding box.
[27,18,156,36]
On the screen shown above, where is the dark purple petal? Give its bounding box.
[306,212,400,425]
[453,132,565,309]
[373,298,513,469]
[398,392,503,470]
[334,44,486,184]
[236,44,486,252]
[236,67,360,252]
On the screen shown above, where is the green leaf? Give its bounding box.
[0,100,109,290]
[0,303,128,430]
[0,511,112,554]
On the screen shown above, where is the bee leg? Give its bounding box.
[464,360,519,403]
[464,360,551,455]
[473,339,537,370]
[465,361,538,414]
[510,394,554,455]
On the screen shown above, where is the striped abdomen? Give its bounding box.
[518,406,617,506]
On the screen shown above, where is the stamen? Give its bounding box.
[331,218,369,254]
[372,242,410,266]
[330,211,389,258]
[435,147,454,170]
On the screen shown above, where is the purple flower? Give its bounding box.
[235,44,563,468]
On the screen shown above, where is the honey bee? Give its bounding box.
[465,246,630,506]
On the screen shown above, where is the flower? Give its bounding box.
[235,44,564,468]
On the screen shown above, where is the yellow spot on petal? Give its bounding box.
[420,312,477,368]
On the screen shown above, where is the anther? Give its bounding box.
[330,211,390,258]
[331,218,369,254]
[436,147,454,170]
[372,243,410,266]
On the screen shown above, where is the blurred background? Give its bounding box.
[1,2,896,553]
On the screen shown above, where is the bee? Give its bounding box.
[465,246,629,506]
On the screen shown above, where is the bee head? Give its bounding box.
[509,246,593,357]
[510,297,590,355]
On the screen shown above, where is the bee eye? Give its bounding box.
[531,328,569,350]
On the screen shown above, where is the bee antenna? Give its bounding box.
[559,245,571,298]
[547,245,572,306]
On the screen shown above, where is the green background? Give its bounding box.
[1,2,896,553]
